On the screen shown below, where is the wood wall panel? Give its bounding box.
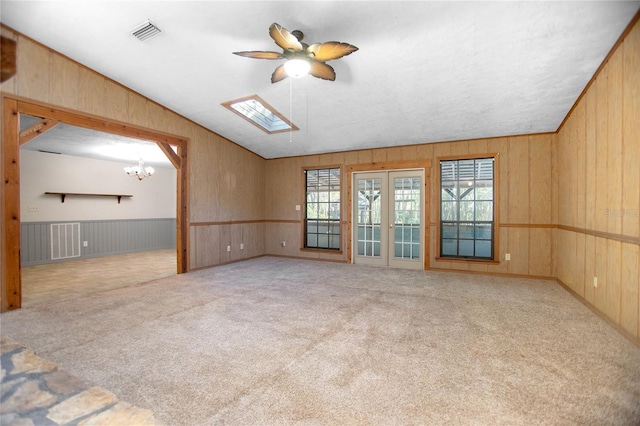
[78,67,105,117]
[584,235,596,305]
[16,38,50,102]
[50,54,79,110]
[594,69,609,233]
[105,80,128,123]
[529,135,552,224]
[555,18,640,341]
[622,23,640,239]
[584,85,597,231]
[607,52,624,235]
[621,243,640,335]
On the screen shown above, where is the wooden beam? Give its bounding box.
[1,36,17,83]
[19,118,59,146]
[157,142,181,169]
[18,101,187,147]
[2,98,22,311]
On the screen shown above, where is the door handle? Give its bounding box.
[389,224,393,228]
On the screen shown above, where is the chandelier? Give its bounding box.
[124,158,154,180]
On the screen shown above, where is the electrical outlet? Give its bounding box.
[240,243,244,250]
[281,241,286,247]
[505,253,511,261]
[593,276,598,288]
[226,245,231,252]
[83,241,88,247]
[295,205,301,211]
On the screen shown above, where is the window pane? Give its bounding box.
[475,240,492,258]
[475,224,492,240]
[442,239,457,256]
[476,201,493,221]
[459,239,474,256]
[459,201,474,221]
[459,223,474,239]
[475,184,493,200]
[441,201,457,221]
[442,223,457,239]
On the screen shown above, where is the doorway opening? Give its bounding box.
[345,160,431,270]
[353,170,425,269]
[2,97,189,311]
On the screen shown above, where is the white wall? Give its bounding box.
[20,150,177,222]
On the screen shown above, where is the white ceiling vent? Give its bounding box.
[130,20,162,41]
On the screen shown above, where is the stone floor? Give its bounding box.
[0,335,160,425]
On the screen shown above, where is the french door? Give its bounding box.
[353,170,424,269]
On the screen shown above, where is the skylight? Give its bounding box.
[222,95,298,134]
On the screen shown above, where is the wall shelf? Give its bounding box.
[45,192,133,204]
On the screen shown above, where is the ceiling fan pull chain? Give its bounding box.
[289,77,293,143]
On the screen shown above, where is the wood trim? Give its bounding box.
[0,96,189,311]
[430,222,556,229]
[557,224,640,246]
[268,254,347,264]
[18,100,187,146]
[157,142,181,169]
[557,10,640,133]
[272,132,556,162]
[189,254,267,272]
[430,267,554,281]
[190,220,268,226]
[345,160,431,269]
[434,257,500,265]
[300,248,343,255]
[556,278,640,348]
[1,97,21,310]
[19,118,59,146]
[500,223,557,228]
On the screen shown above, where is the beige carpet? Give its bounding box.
[1,257,639,425]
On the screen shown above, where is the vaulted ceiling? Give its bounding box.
[2,1,639,160]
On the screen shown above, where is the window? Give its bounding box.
[440,157,495,260]
[221,95,298,134]
[305,167,341,250]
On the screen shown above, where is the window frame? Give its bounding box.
[303,166,342,252]
[436,153,500,263]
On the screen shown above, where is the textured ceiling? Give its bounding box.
[2,1,639,160]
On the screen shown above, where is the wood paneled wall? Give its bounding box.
[0,25,267,292]
[265,134,555,277]
[555,20,640,342]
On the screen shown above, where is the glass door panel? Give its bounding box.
[355,175,385,266]
[389,171,423,269]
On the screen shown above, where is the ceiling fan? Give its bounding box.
[233,23,358,83]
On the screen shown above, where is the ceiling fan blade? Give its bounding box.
[271,64,288,83]
[269,23,303,52]
[233,51,285,60]
[309,61,336,81]
[307,42,358,61]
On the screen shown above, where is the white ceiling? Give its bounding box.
[2,1,639,160]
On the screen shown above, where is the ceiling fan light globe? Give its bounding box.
[284,58,310,78]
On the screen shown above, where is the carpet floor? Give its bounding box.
[1,257,639,425]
